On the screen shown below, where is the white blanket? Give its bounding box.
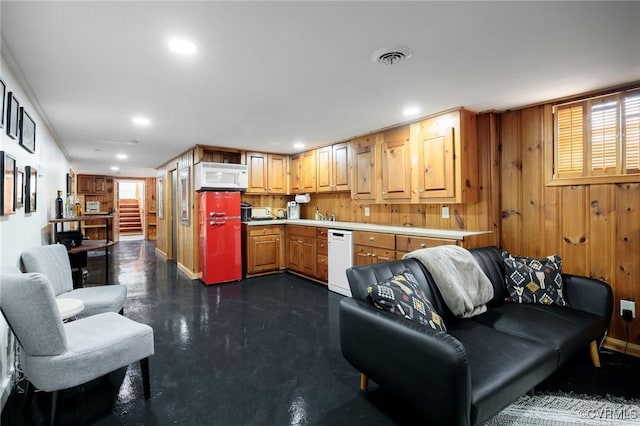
[403,245,494,318]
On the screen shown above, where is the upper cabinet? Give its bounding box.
[78,175,111,194]
[291,150,316,194]
[246,152,288,194]
[351,134,380,201]
[317,141,352,193]
[381,126,412,201]
[412,109,477,203]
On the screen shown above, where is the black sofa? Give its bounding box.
[340,246,613,425]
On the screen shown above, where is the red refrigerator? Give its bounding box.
[199,191,242,285]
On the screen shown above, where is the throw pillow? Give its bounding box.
[502,251,568,307]
[367,270,447,332]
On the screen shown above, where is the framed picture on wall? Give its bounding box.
[1,152,16,216]
[0,77,6,129]
[19,107,36,153]
[16,167,24,208]
[157,176,164,219]
[6,92,20,140]
[25,165,37,213]
[179,167,190,225]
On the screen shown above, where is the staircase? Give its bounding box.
[119,199,143,235]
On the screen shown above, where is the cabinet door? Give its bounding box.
[332,141,351,192]
[268,154,288,194]
[247,152,268,194]
[300,236,317,276]
[247,235,280,274]
[353,244,374,266]
[417,125,455,200]
[94,177,109,193]
[299,150,316,193]
[316,254,328,281]
[381,126,411,201]
[78,176,94,193]
[351,135,378,201]
[287,235,302,272]
[289,154,302,192]
[371,248,395,263]
[316,146,333,193]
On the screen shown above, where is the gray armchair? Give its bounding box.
[0,272,154,425]
[21,243,126,316]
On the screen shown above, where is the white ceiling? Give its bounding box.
[1,1,639,177]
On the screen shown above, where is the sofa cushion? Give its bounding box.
[368,270,446,332]
[472,303,607,365]
[469,246,506,305]
[503,252,568,307]
[446,320,557,425]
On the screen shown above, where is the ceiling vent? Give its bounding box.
[371,46,413,66]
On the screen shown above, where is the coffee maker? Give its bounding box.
[287,201,300,220]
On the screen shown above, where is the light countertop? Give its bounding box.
[243,219,491,240]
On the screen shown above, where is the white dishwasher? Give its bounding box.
[328,229,353,297]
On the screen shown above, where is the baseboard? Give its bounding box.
[177,262,200,280]
[155,248,168,259]
[603,336,640,358]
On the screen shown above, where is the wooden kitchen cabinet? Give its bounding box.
[290,150,317,194]
[395,235,458,258]
[317,141,351,193]
[243,224,284,277]
[351,134,380,201]
[316,227,328,282]
[246,152,288,194]
[381,126,411,201]
[412,109,478,203]
[78,175,111,194]
[352,230,396,267]
[286,225,317,276]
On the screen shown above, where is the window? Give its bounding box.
[553,88,640,182]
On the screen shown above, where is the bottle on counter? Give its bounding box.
[314,207,320,221]
[75,198,82,217]
[55,190,64,219]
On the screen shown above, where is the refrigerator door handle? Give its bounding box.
[209,221,226,226]
[209,212,226,217]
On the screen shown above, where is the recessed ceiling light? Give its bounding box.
[293,142,305,149]
[110,166,120,171]
[132,116,150,126]
[168,38,196,55]
[116,154,127,160]
[403,107,421,116]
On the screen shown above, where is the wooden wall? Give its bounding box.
[501,105,640,350]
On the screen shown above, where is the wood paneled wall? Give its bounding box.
[501,105,640,347]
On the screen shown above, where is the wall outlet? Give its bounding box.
[620,300,636,319]
[442,206,450,219]
[364,207,370,217]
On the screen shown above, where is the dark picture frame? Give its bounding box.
[6,92,20,140]
[16,167,24,208]
[1,151,16,215]
[25,165,37,213]
[179,167,190,225]
[19,108,36,153]
[66,173,72,195]
[0,77,6,129]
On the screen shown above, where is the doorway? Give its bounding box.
[117,180,145,241]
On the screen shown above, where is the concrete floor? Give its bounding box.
[2,239,639,425]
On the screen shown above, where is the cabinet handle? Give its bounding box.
[420,243,426,248]
[369,237,374,241]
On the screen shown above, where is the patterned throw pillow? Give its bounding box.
[367,270,447,332]
[502,251,568,307]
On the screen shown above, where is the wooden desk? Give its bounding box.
[50,215,114,284]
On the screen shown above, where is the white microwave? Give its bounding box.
[194,162,248,191]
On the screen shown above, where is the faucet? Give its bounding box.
[328,213,336,221]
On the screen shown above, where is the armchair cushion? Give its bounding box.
[21,244,73,296]
[59,286,127,317]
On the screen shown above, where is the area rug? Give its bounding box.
[484,392,640,425]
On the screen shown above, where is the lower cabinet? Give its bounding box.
[286,225,317,277]
[243,224,283,277]
[316,227,328,282]
[353,231,396,267]
[395,235,458,258]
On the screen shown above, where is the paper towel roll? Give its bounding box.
[294,193,311,203]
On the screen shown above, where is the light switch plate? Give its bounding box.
[442,206,450,219]
[364,207,370,217]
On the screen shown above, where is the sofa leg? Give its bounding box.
[590,340,601,368]
[360,374,368,392]
[140,357,151,400]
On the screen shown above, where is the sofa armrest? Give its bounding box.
[563,274,613,322]
[340,298,472,426]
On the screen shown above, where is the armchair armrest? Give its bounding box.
[340,298,472,426]
[563,274,613,322]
